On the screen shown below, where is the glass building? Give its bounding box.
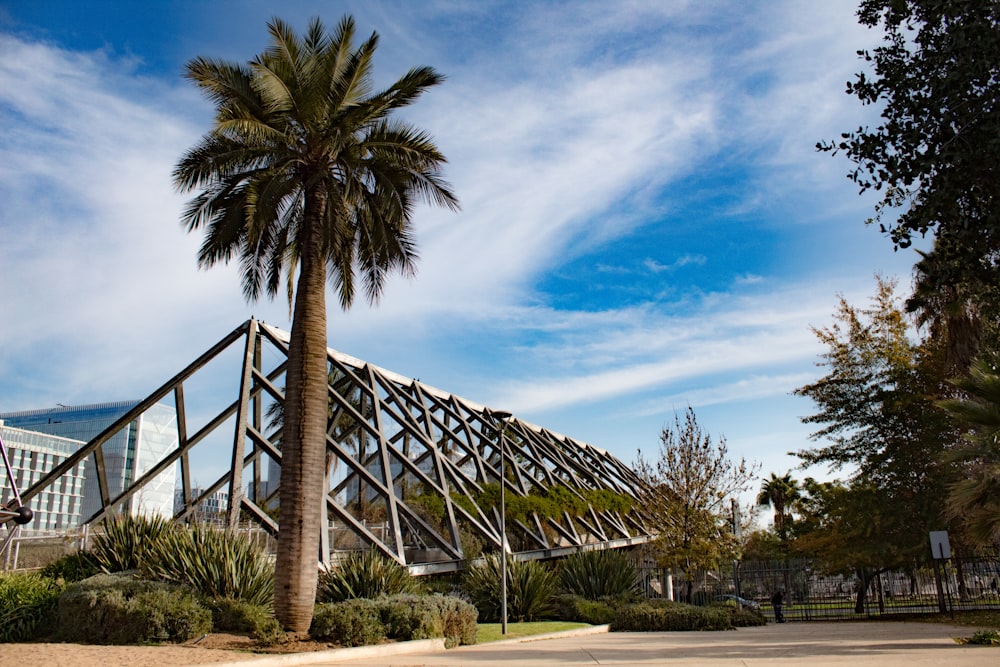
[0,401,179,521]
[0,422,87,531]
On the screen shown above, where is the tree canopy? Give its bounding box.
[819,0,1000,289]
[635,407,757,600]
[937,353,1000,543]
[793,277,963,564]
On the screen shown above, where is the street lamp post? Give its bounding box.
[490,409,513,635]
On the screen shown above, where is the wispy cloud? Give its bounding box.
[0,2,919,477]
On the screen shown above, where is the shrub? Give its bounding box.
[552,593,617,625]
[207,597,286,646]
[725,605,767,627]
[611,600,732,632]
[426,594,478,647]
[558,550,638,601]
[463,554,557,622]
[317,550,421,602]
[0,572,63,642]
[377,593,478,648]
[57,573,211,644]
[380,594,442,641]
[142,523,273,606]
[39,550,99,583]
[90,514,175,573]
[310,599,386,647]
[957,628,1000,646]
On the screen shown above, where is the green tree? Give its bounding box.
[756,471,801,541]
[819,0,1000,289]
[635,407,758,602]
[793,277,961,574]
[937,354,1000,543]
[789,478,904,613]
[174,16,458,632]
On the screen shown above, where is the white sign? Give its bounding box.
[929,530,951,559]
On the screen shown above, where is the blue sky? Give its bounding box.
[0,1,921,512]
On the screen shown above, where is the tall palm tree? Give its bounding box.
[173,16,458,632]
[756,471,801,540]
[937,356,1000,544]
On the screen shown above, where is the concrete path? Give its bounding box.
[301,621,998,666]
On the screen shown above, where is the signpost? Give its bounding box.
[929,531,953,615]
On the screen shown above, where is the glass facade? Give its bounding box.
[0,423,87,531]
[0,401,178,520]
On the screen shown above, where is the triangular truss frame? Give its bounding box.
[19,319,653,573]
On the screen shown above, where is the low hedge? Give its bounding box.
[611,599,732,631]
[725,604,767,627]
[310,594,478,648]
[56,573,211,644]
[387,594,478,648]
[311,598,385,647]
[552,593,617,625]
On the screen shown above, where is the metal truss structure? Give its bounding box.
[18,319,653,573]
[1,433,35,565]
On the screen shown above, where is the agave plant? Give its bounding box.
[142,523,274,606]
[316,549,421,602]
[462,554,557,622]
[559,549,638,601]
[90,514,176,573]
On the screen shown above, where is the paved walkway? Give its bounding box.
[299,621,997,666]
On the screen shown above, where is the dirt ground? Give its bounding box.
[0,632,342,667]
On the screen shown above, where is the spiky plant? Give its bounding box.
[90,514,176,573]
[142,523,274,606]
[462,554,557,622]
[316,550,421,602]
[558,549,639,601]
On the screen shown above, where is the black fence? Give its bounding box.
[638,554,1000,622]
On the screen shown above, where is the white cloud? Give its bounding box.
[0,1,918,480]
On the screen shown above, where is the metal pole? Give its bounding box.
[489,410,512,636]
[500,430,507,636]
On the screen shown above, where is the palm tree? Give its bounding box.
[756,471,801,540]
[173,16,458,632]
[937,356,1000,544]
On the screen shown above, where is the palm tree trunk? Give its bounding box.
[274,194,329,633]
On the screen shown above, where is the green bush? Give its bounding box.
[317,550,421,602]
[380,593,442,640]
[90,514,175,573]
[725,604,767,627]
[39,550,99,583]
[558,550,638,601]
[463,554,557,622]
[310,598,386,647]
[207,597,286,645]
[57,573,211,644]
[426,594,478,647]
[377,594,478,648]
[310,594,477,649]
[611,600,732,632]
[142,523,273,606]
[552,593,617,625]
[0,572,63,642]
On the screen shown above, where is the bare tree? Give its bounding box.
[635,406,758,602]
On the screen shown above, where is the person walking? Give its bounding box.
[771,590,785,623]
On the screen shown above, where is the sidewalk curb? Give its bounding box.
[475,624,611,646]
[191,625,611,666]
[190,638,447,667]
